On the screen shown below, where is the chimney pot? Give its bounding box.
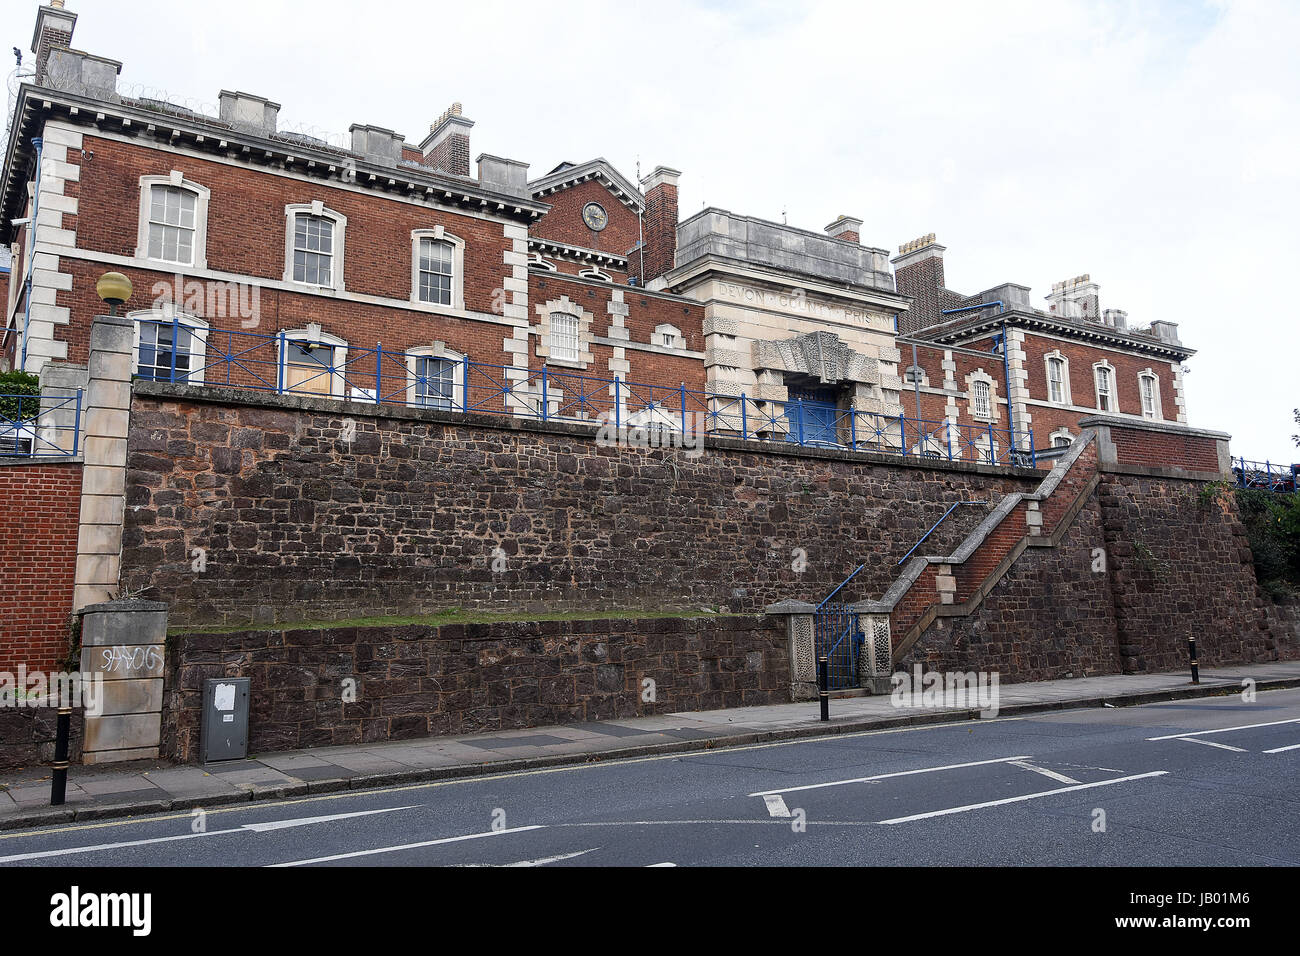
[825,215,863,244]
[421,103,474,177]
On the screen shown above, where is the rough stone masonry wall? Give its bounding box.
[900,494,1123,682]
[1098,475,1298,672]
[120,385,1040,629]
[163,613,786,760]
[0,462,82,673]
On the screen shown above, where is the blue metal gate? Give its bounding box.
[813,603,861,689]
[786,387,839,446]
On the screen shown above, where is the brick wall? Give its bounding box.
[1105,422,1222,473]
[162,613,787,759]
[119,385,1037,628]
[0,462,82,673]
[531,178,640,257]
[902,496,1122,682]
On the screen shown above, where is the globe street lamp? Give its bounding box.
[95,271,132,315]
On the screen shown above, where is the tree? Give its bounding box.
[0,370,40,423]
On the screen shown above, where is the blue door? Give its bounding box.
[786,387,839,445]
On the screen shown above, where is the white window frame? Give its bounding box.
[410,227,465,310]
[136,172,210,269]
[1093,361,1115,413]
[967,372,996,422]
[579,267,612,283]
[527,253,557,272]
[1138,369,1162,419]
[1049,428,1074,449]
[279,327,348,397]
[548,312,581,364]
[405,345,465,411]
[128,309,209,384]
[284,202,346,291]
[1044,350,1071,405]
[654,323,683,349]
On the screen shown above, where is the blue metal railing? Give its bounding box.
[1233,457,1298,493]
[897,501,986,565]
[0,390,82,457]
[132,318,1037,467]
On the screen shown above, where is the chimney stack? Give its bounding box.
[636,165,681,288]
[32,1,77,84]
[1047,274,1100,321]
[891,233,946,334]
[349,124,406,165]
[825,215,862,244]
[1102,308,1128,331]
[219,91,280,134]
[421,103,473,178]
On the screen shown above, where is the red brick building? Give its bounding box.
[893,234,1194,456]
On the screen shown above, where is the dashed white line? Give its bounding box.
[877,771,1169,825]
[1263,743,1300,754]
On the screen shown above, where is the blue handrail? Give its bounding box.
[897,501,985,566]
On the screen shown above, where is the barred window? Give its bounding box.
[972,380,992,419]
[549,312,580,362]
[418,238,455,306]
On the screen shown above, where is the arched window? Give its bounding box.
[129,310,209,384]
[549,312,580,363]
[1139,370,1162,419]
[1093,362,1114,413]
[971,379,992,419]
[1044,351,1070,405]
[405,346,465,411]
[136,173,210,268]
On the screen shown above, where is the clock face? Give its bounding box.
[582,202,608,232]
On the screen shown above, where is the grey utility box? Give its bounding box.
[201,678,250,763]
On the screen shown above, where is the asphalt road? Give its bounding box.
[3,688,1299,867]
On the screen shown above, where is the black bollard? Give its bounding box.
[818,656,829,722]
[1188,636,1199,685]
[50,706,71,806]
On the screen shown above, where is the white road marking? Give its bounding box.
[1008,761,1081,785]
[1147,718,1300,741]
[1263,743,1300,754]
[240,806,417,832]
[505,848,597,867]
[269,825,546,867]
[748,755,1033,797]
[0,805,419,864]
[647,862,677,867]
[1178,737,1247,753]
[762,795,792,818]
[876,771,1169,825]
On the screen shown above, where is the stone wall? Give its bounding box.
[1098,475,1297,672]
[120,383,1040,629]
[162,613,786,760]
[900,495,1123,682]
[0,706,84,770]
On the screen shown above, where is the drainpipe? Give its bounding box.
[939,300,1017,457]
[19,136,44,373]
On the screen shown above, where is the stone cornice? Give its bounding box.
[1,84,551,243]
[663,253,911,314]
[528,158,644,212]
[921,308,1195,360]
[527,237,627,270]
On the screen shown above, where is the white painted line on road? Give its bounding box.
[876,771,1169,825]
[762,795,792,818]
[1263,743,1300,754]
[1008,761,1081,784]
[748,755,1033,797]
[269,824,547,867]
[647,862,677,867]
[506,848,597,866]
[0,805,420,863]
[241,806,417,832]
[1178,737,1247,753]
[1147,718,1300,741]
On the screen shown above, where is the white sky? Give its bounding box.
[7,0,1298,460]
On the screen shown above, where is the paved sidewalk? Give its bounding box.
[3,661,1298,830]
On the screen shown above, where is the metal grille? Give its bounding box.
[813,603,861,690]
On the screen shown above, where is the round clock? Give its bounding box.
[582,202,608,232]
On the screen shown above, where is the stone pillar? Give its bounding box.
[37,361,88,454]
[852,606,894,694]
[78,599,167,764]
[766,600,817,701]
[72,314,133,612]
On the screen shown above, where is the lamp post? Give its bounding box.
[95,271,132,315]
